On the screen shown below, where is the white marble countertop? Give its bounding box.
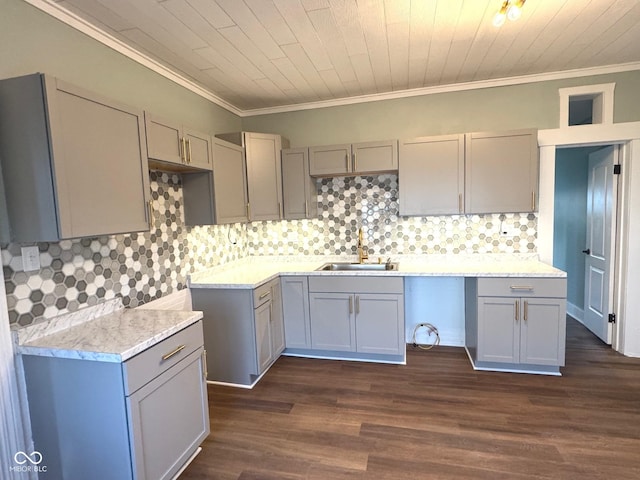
[14,298,203,362]
[188,254,566,289]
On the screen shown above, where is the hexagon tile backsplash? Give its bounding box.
[2,173,536,327]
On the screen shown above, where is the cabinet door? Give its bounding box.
[127,348,209,480]
[245,132,283,221]
[477,297,520,363]
[183,127,212,170]
[309,293,356,351]
[282,148,316,219]
[281,276,312,349]
[212,138,249,224]
[309,144,351,176]
[399,135,465,215]
[520,298,566,366]
[255,301,273,374]
[270,280,286,357]
[50,79,150,239]
[144,113,184,165]
[352,140,398,174]
[355,294,404,355]
[465,129,538,214]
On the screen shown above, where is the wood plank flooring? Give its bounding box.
[182,318,640,479]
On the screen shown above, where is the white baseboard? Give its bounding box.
[567,302,585,324]
[135,289,192,311]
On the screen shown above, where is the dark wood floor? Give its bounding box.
[182,318,640,479]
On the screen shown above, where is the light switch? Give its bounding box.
[21,246,40,272]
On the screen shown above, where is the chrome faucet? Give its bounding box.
[357,227,369,264]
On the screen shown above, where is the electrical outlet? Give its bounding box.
[21,246,40,272]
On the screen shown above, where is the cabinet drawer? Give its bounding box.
[309,276,403,294]
[477,277,566,298]
[253,282,272,307]
[123,321,204,395]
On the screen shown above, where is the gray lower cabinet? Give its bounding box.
[399,134,465,216]
[281,148,318,220]
[145,113,212,171]
[465,129,538,214]
[309,140,398,177]
[191,277,284,386]
[307,276,405,359]
[0,73,150,242]
[281,276,312,349]
[21,321,209,480]
[465,277,567,373]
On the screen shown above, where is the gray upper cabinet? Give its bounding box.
[245,132,285,221]
[145,113,212,171]
[0,73,150,242]
[281,148,318,220]
[217,132,287,222]
[309,140,398,177]
[183,127,214,170]
[213,138,249,224]
[352,140,398,174]
[208,138,249,225]
[465,129,538,214]
[399,135,465,216]
[309,143,351,176]
[180,137,249,226]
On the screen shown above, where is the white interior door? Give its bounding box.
[583,146,618,343]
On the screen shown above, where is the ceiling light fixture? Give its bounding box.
[493,0,526,27]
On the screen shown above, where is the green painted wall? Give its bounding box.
[0,0,240,134]
[242,71,640,147]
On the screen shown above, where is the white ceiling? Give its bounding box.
[40,0,640,114]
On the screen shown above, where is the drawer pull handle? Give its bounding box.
[510,285,534,291]
[515,300,519,321]
[524,300,528,321]
[162,344,186,361]
[356,295,360,314]
[203,349,208,380]
[259,292,269,300]
[181,137,187,164]
[349,296,353,314]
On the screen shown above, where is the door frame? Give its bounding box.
[538,121,640,357]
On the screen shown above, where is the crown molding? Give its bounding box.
[243,62,640,117]
[25,0,640,119]
[23,0,243,117]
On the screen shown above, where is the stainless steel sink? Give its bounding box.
[317,262,398,271]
